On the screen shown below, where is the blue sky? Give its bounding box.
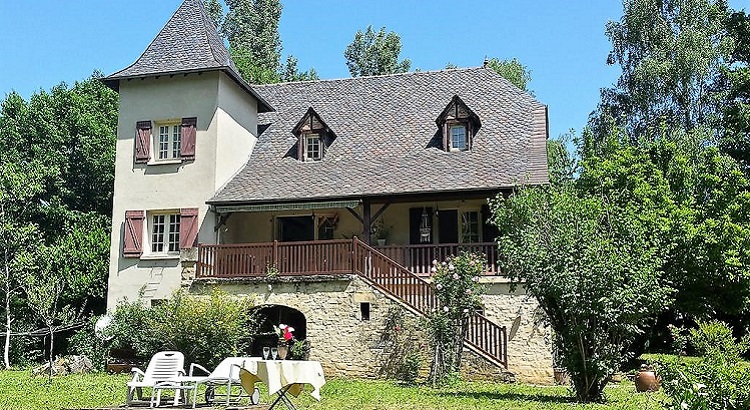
[0,1,745,140]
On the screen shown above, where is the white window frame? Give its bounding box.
[449,124,468,151]
[147,210,180,256]
[304,133,322,161]
[460,209,480,243]
[154,122,182,162]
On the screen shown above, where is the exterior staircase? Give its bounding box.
[352,239,508,369]
[197,237,508,369]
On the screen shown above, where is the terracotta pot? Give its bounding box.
[634,365,660,392]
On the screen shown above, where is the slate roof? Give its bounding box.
[105,0,271,112]
[210,67,549,205]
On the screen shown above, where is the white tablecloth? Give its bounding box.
[239,360,326,401]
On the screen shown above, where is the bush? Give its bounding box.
[68,315,108,370]
[106,289,254,368]
[656,321,750,410]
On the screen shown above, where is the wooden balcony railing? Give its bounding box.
[196,238,507,368]
[374,242,499,276]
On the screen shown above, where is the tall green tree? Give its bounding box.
[0,74,117,365]
[485,57,532,92]
[717,11,750,166]
[344,25,411,77]
[595,0,731,140]
[205,0,317,84]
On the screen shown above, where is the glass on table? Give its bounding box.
[263,346,271,360]
[271,347,278,360]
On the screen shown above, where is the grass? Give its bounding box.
[0,370,666,410]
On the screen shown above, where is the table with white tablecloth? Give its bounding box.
[239,360,325,409]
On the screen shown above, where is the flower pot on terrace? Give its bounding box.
[634,365,660,392]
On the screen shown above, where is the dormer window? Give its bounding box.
[436,95,481,153]
[449,124,467,151]
[304,133,322,161]
[292,107,337,162]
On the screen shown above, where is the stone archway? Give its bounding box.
[249,305,307,357]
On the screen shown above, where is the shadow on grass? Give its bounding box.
[436,390,577,404]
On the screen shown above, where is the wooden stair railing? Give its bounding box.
[351,238,508,369]
[197,239,508,368]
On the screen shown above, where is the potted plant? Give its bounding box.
[372,219,390,246]
[274,324,295,360]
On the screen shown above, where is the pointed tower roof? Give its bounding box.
[105,0,272,112]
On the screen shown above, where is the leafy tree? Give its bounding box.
[493,185,672,402]
[281,55,319,82]
[595,0,731,140]
[485,57,532,92]
[206,0,317,84]
[344,25,411,77]
[717,11,750,167]
[0,75,117,365]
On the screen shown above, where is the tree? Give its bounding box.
[717,11,750,167]
[344,25,411,77]
[223,0,282,82]
[595,0,731,140]
[207,0,317,84]
[485,57,532,92]
[0,75,117,365]
[493,185,671,402]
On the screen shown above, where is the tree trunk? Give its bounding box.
[47,326,54,382]
[3,291,10,370]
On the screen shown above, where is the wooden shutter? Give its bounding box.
[135,121,151,163]
[123,210,145,257]
[180,208,199,248]
[180,117,197,160]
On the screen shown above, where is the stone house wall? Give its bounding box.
[194,275,552,383]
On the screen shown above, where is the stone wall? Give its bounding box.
[194,275,552,383]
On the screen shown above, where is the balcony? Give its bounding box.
[196,239,500,278]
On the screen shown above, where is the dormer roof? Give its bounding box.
[292,107,335,137]
[104,0,272,112]
[436,95,481,130]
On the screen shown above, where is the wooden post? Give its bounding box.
[363,199,371,244]
[273,240,278,268]
[352,236,358,273]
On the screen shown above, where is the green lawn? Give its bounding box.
[0,370,665,410]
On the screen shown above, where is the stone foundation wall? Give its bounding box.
[194,275,552,383]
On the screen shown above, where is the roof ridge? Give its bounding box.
[252,66,489,88]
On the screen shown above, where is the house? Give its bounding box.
[105,0,552,383]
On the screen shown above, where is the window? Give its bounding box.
[133,117,196,164]
[360,302,371,321]
[150,212,180,254]
[450,125,467,151]
[304,133,321,161]
[461,211,480,243]
[156,123,181,160]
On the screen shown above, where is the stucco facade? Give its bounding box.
[107,72,258,309]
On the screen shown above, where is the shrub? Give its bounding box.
[105,289,254,368]
[656,321,750,410]
[493,186,671,402]
[426,252,486,386]
[68,315,108,370]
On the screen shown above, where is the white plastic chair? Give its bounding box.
[185,357,260,407]
[126,351,186,406]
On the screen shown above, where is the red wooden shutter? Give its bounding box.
[135,121,151,163]
[123,210,145,257]
[180,117,197,160]
[180,208,199,248]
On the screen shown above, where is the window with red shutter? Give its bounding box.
[180,117,197,160]
[123,210,145,257]
[135,121,152,163]
[179,208,199,248]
